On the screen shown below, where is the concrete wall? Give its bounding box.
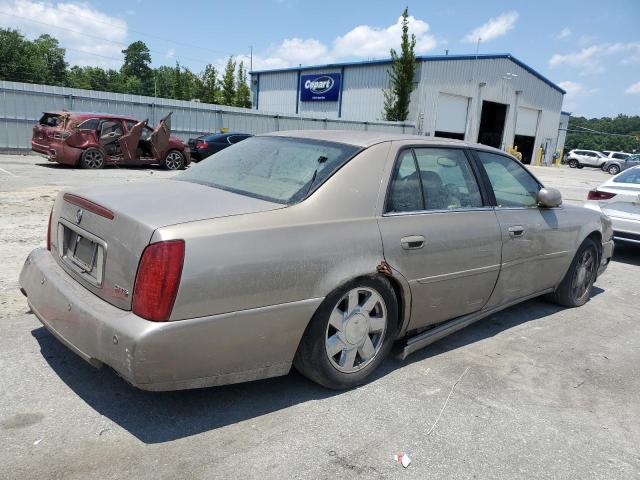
[0,80,415,151]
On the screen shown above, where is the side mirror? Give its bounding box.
[537,187,562,208]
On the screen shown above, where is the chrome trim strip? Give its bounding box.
[416,264,501,285]
[383,207,495,217]
[502,250,570,269]
[401,287,555,359]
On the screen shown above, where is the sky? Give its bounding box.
[1,0,639,118]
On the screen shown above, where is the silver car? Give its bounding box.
[19,131,614,391]
[584,165,640,244]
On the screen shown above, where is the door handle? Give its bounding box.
[508,226,525,238]
[401,235,425,250]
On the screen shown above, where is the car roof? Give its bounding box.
[264,130,509,154]
[43,111,139,121]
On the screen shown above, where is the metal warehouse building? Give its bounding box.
[250,53,568,165]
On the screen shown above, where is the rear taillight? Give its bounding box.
[587,190,616,200]
[196,140,208,149]
[132,240,185,322]
[47,209,53,251]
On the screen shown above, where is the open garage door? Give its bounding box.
[514,108,539,164]
[477,101,507,148]
[434,93,469,140]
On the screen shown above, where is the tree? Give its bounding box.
[220,56,236,106]
[0,29,67,85]
[383,7,417,121]
[564,115,640,154]
[32,34,67,85]
[234,61,251,108]
[200,64,219,104]
[121,41,153,95]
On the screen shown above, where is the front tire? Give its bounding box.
[568,159,578,168]
[162,150,185,170]
[294,276,398,389]
[549,238,598,308]
[607,164,620,175]
[80,148,105,169]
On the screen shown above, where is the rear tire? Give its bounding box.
[568,159,578,168]
[294,276,398,389]
[162,150,185,170]
[548,238,598,308]
[607,164,620,175]
[80,148,105,169]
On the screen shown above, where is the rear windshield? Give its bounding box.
[613,168,640,184]
[176,136,360,204]
[39,113,62,127]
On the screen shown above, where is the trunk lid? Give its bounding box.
[599,185,640,221]
[51,180,283,310]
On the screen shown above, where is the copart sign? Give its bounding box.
[300,73,341,101]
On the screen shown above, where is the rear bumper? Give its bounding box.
[20,248,320,391]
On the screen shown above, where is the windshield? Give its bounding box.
[176,136,360,204]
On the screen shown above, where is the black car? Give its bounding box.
[187,132,252,161]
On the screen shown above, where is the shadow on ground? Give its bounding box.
[31,296,575,444]
[612,243,640,267]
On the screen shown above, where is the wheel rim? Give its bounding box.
[84,150,103,168]
[165,152,182,169]
[571,248,596,301]
[609,166,619,174]
[325,287,387,373]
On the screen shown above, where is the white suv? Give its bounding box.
[566,149,609,169]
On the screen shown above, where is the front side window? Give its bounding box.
[477,151,541,207]
[76,118,99,130]
[176,136,359,204]
[386,148,483,213]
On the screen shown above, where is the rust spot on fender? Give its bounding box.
[376,260,392,277]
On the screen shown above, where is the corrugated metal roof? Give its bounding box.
[250,53,566,95]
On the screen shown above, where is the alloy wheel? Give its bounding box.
[608,165,620,175]
[571,247,596,301]
[83,150,104,169]
[165,151,183,170]
[324,287,387,373]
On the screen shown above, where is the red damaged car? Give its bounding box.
[31,111,191,170]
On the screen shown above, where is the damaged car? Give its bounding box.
[20,131,614,391]
[31,111,190,170]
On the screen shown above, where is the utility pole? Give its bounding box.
[249,45,253,72]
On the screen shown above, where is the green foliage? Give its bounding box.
[0,29,254,108]
[121,40,153,95]
[383,7,417,122]
[0,29,68,85]
[220,57,237,106]
[235,61,251,108]
[565,115,640,153]
[200,64,219,104]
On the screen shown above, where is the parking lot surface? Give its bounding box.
[1,155,639,479]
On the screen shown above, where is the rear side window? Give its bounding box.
[39,113,61,127]
[612,153,627,159]
[387,151,423,212]
[386,148,483,213]
[413,148,483,210]
[477,151,540,207]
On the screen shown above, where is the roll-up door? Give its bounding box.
[515,107,539,136]
[435,93,469,135]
